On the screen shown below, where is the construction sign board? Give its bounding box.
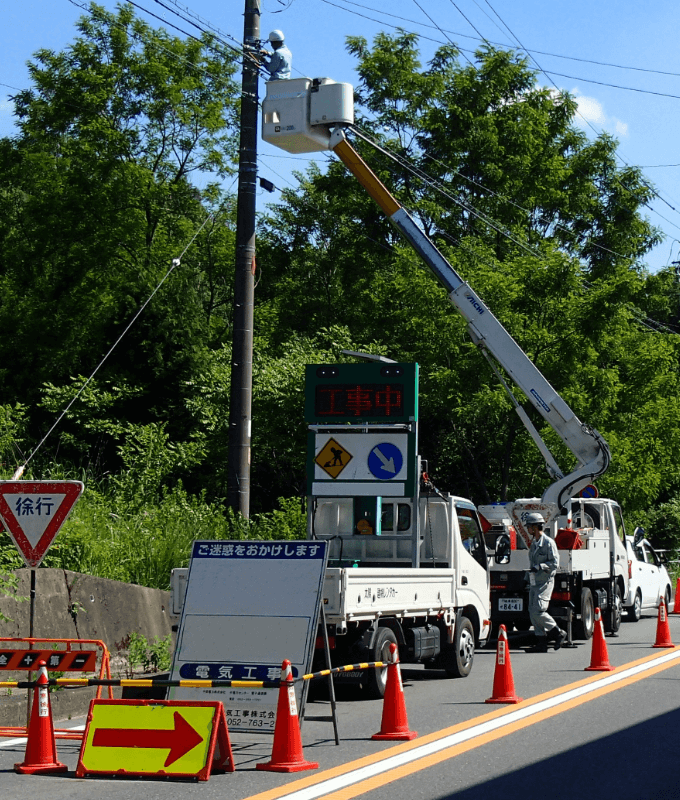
[0,649,96,671]
[169,540,327,732]
[0,481,84,567]
[309,431,416,496]
[76,699,234,781]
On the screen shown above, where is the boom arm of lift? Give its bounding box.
[328,128,610,512]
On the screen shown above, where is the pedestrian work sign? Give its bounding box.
[0,481,84,567]
[76,699,234,781]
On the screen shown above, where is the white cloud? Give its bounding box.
[613,118,629,137]
[572,89,628,138]
[574,93,606,125]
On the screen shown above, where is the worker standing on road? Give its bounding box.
[526,512,567,653]
[261,30,292,81]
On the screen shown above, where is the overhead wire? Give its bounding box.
[314,0,680,260]
[19,202,230,472]
[345,124,680,336]
[321,0,680,95]
[322,0,680,79]
[104,0,680,238]
[64,0,247,86]
[478,0,680,226]
[349,124,548,261]
[411,0,475,66]
[123,0,680,336]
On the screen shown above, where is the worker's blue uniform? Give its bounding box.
[263,45,292,81]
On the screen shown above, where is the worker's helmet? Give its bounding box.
[268,30,285,43]
[525,512,545,526]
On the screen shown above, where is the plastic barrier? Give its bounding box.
[0,637,112,741]
[0,660,388,692]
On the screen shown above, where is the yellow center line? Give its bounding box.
[242,647,680,800]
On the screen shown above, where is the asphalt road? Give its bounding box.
[1,612,679,800]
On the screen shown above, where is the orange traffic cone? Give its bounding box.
[372,642,417,740]
[486,625,523,703]
[653,598,675,648]
[671,579,680,615]
[256,660,319,773]
[15,660,67,774]
[585,608,614,671]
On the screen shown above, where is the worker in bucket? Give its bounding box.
[261,30,292,81]
[525,512,567,652]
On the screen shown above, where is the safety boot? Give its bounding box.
[548,626,567,650]
[526,638,548,653]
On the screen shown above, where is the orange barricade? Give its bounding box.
[0,637,112,741]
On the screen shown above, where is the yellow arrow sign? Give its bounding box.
[76,700,233,780]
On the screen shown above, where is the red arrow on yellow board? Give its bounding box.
[92,711,204,766]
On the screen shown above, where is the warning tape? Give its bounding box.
[0,661,387,690]
[301,660,386,682]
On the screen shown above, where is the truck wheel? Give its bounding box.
[443,616,475,678]
[626,590,642,622]
[574,588,594,639]
[604,585,622,634]
[364,627,398,699]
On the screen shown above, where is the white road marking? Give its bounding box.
[0,724,85,748]
[274,648,680,800]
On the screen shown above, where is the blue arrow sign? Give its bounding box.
[367,443,404,480]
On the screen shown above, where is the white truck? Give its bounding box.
[310,483,491,697]
[262,77,630,646]
[481,498,628,639]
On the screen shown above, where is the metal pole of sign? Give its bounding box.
[26,568,36,719]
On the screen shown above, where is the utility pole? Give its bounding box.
[227,0,260,518]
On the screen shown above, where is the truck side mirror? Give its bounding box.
[495,533,511,565]
[633,526,645,546]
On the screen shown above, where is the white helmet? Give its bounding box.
[268,30,285,43]
[525,512,545,526]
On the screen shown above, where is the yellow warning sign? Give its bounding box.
[76,700,233,780]
[315,438,353,479]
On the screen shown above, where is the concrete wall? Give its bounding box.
[0,569,172,724]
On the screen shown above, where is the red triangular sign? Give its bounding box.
[0,481,84,567]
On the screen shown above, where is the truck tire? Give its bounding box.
[574,588,594,639]
[626,590,642,622]
[364,627,398,699]
[442,616,475,678]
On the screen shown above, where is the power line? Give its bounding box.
[321,0,680,79]
[20,207,224,471]
[477,0,680,235]
[350,124,543,260]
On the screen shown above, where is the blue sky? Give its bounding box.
[3,0,680,272]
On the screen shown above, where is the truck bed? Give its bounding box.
[322,567,457,623]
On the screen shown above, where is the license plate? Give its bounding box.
[498,598,523,612]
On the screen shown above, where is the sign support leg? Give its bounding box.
[302,605,340,745]
[26,568,36,721]
[321,604,340,745]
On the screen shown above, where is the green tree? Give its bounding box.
[0,2,239,475]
